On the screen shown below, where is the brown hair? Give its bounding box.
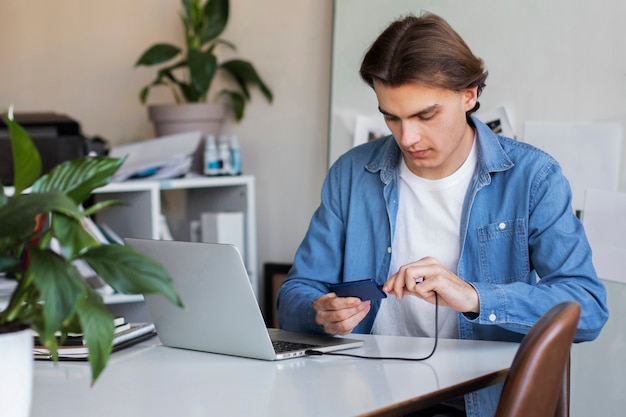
[359,13,488,114]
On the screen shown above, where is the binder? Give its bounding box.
[33,323,156,360]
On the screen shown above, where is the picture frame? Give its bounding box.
[263,263,292,327]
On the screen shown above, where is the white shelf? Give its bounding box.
[4,176,258,321]
[93,175,258,295]
[158,174,255,190]
[101,293,144,304]
[0,284,144,310]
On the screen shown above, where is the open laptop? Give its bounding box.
[125,238,364,360]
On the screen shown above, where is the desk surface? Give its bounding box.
[32,334,519,417]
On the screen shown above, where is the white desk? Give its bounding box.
[32,334,519,417]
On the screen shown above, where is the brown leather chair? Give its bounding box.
[495,302,581,417]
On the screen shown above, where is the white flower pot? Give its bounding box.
[148,102,227,138]
[0,328,33,417]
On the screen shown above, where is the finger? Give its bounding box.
[383,258,441,298]
[413,283,440,304]
[394,265,425,298]
[314,292,361,312]
[316,298,369,323]
[382,268,413,300]
[382,273,398,294]
[381,274,397,293]
[403,272,424,293]
[321,301,371,336]
[314,295,369,331]
[390,270,407,300]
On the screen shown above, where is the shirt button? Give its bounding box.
[489,313,497,322]
[498,222,506,230]
[387,247,392,254]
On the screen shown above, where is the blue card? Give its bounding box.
[329,279,387,301]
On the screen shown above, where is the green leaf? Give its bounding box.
[0,182,7,207]
[2,113,42,194]
[29,247,88,346]
[50,213,99,259]
[77,290,114,384]
[182,0,203,29]
[179,81,202,102]
[188,48,217,98]
[138,60,186,105]
[0,192,81,240]
[201,0,229,44]
[134,0,273,117]
[219,90,245,121]
[157,58,189,77]
[0,255,19,273]
[220,59,274,103]
[81,199,126,218]
[135,43,181,67]
[82,245,183,307]
[211,38,237,52]
[137,60,190,103]
[139,85,150,104]
[32,156,124,204]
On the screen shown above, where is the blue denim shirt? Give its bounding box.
[277,116,608,417]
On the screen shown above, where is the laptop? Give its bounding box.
[125,238,364,360]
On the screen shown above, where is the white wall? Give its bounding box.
[329,2,626,416]
[0,0,333,276]
[330,0,626,193]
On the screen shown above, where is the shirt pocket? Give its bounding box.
[477,218,529,283]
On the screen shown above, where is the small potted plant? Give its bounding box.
[0,108,182,414]
[135,0,273,136]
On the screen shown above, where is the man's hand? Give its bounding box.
[313,293,371,335]
[382,257,480,314]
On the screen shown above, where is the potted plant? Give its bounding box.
[135,0,273,136]
[0,108,183,413]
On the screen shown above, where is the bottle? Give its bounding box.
[218,135,232,175]
[203,135,220,176]
[229,134,242,175]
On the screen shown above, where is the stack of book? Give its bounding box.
[33,317,156,360]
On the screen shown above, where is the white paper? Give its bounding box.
[0,277,17,296]
[353,114,390,148]
[582,188,626,284]
[109,131,203,182]
[523,122,622,212]
[476,105,516,139]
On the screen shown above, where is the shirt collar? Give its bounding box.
[364,114,514,185]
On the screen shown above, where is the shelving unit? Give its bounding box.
[1,176,258,322]
[93,175,258,291]
[92,180,162,239]
[95,175,257,322]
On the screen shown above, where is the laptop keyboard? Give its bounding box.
[272,340,320,353]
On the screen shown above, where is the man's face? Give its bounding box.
[373,81,478,180]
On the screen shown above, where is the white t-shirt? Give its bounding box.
[372,139,477,338]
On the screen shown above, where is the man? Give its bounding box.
[277,12,608,417]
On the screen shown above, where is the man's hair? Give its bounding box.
[359,13,488,114]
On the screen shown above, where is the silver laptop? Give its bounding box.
[125,238,364,360]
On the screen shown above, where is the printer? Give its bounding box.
[0,112,89,185]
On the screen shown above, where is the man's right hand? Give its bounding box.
[313,293,371,335]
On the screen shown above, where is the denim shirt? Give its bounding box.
[277,116,608,417]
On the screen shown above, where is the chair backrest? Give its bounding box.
[495,301,581,417]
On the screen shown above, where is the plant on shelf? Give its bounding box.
[134,0,273,121]
[0,108,183,383]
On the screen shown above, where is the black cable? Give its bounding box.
[305,292,439,361]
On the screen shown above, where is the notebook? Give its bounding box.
[125,238,364,360]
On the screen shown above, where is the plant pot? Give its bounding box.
[0,327,33,417]
[148,102,227,138]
